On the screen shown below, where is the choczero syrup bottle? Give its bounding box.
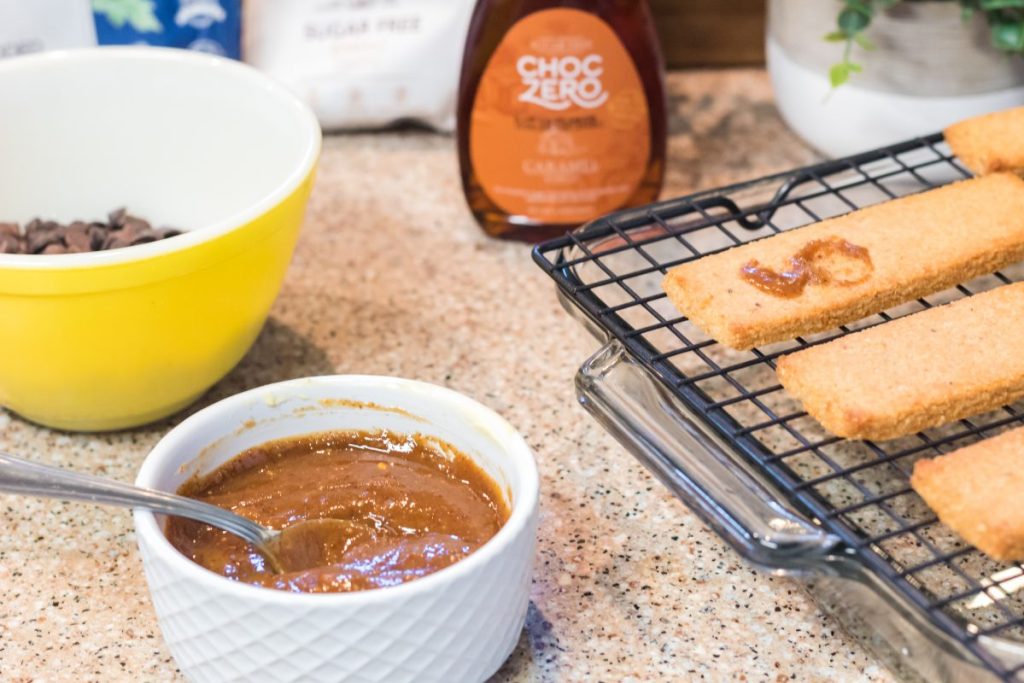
[457,0,667,242]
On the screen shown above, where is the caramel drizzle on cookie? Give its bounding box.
[740,237,873,298]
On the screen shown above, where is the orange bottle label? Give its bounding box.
[469,8,651,224]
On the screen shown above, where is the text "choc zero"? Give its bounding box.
[516,54,608,110]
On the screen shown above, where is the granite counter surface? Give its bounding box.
[0,70,896,682]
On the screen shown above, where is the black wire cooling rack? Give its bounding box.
[533,133,1024,682]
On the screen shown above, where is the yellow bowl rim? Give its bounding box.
[0,47,322,272]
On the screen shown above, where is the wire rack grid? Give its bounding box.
[533,133,1024,681]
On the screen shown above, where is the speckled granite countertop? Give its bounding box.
[0,70,896,682]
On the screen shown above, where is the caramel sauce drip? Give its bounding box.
[740,237,873,298]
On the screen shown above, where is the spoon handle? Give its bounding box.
[0,451,271,547]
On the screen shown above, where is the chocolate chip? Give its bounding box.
[155,227,182,239]
[0,233,23,254]
[122,216,151,232]
[103,232,134,250]
[117,216,151,243]
[65,222,92,252]
[108,208,127,227]
[41,242,67,255]
[0,222,19,237]
[27,225,64,254]
[87,224,107,250]
[129,229,159,246]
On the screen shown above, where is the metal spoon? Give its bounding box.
[0,451,351,574]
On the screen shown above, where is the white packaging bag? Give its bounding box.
[243,0,476,132]
[0,0,96,59]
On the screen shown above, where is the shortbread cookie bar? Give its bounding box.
[774,282,1024,441]
[945,106,1024,175]
[912,427,1024,562]
[662,173,1024,349]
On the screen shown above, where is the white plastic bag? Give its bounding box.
[0,0,96,59]
[243,0,476,132]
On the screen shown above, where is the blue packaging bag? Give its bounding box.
[92,0,240,58]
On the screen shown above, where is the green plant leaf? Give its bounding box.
[992,20,1024,50]
[838,7,871,34]
[92,0,162,33]
[824,31,848,42]
[980,0,1024,10]
[830,62,851,88]
[854,33,877,50]
[962,5,976,21]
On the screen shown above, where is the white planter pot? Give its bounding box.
[767,0,1024,157]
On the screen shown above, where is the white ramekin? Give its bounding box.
[134,376,539,683]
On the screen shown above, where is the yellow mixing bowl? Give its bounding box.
[0,48,321,431]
